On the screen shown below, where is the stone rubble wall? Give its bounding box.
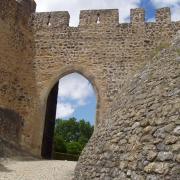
[74,32,180,180]
[0,0,41,155]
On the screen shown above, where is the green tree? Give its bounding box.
[53,117,94,155]
[53,134,66,153]
[79,119,94,139]
[66,142,82,155]
[78,136,88,148]
[55,117,79,142]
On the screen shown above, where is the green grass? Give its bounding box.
[150,42,170,59]
[176,48,180,56]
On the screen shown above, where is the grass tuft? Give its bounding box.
[150,42,170,59]
[176,48,180,56]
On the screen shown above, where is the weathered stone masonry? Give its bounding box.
[74,34,180,179]
[0,0,180,179]
[33,6,179,157]
[0,0,41,153]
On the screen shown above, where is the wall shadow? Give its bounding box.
[0,162,12,172]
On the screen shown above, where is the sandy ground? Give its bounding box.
[0,159,77,180]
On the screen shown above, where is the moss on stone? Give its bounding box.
[176,48,180,56]
[150,42,171,59]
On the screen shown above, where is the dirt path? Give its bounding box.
[0,159,77,180]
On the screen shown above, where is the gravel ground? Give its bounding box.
[0,159,77,180]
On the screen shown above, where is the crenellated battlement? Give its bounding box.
[0,0,36,26]
[130,8,145,24]
[79,9,119,26]
[33,7,177,29]
[34,11,70,29]
[156,7,171,24]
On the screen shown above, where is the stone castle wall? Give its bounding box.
[74,32,180,179]
[32,7,179,155]
[0,1,179,173]
[0,0,41,154]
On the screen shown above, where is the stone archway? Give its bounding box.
[41,69,100,159]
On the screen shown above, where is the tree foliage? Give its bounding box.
[66,142,82,155]
[53,134,66,153]
[53,117,94,155]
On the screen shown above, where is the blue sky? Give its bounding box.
[35,0,180,124]
[56,73,97,125]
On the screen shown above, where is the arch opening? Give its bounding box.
[41,72,97,159]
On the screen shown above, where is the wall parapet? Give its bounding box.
[79,9,119,26]
[156,7,171,24]
[33,7,176,29]
[34,11,70,29]
[130,8,145,24]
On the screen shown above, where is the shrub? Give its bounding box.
[53,135,67,153]
[66,142,82,155]
[53,152,79,161]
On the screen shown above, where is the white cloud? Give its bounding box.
[35,0,140,26]
[151,0,180,21]
[151,0,180,7]
[55,73,95,118]
[58,73,93,105]
[147,17,155,22]
[56,102,75,118]
[171,4,180,21]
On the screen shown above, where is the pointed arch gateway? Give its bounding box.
[41,69,100,159]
